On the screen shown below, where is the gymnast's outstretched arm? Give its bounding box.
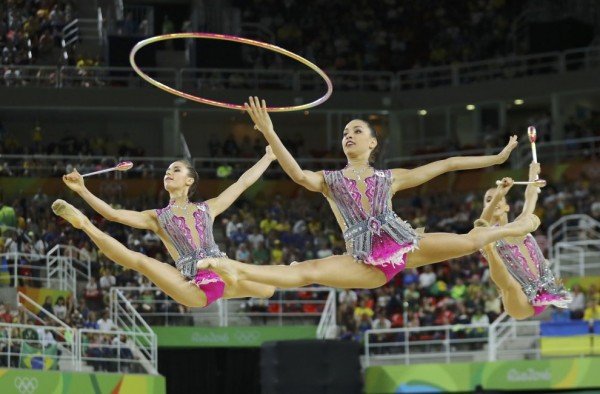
[61,168,158,231]
[245,96,326,194]
[390,135,518,193]
[515,162,541,221]
[206,146,276,216]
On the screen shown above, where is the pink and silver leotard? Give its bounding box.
[324,168,421,283]
[156,200,226,306]
[481,225,571,315]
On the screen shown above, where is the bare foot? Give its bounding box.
[197,258,239,287]
[511,214,540,236]
[51,199,86,229]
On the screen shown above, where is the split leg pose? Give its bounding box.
[198,97,541,290]
[55,146,278,308]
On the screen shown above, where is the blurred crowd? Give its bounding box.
[239,0,525,72]
[1,0,80,88]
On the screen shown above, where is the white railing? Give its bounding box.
[79,328,153,374]
[47,244,92,280]
[364,318,542,367]
[16,288,157,374]
[548,214,600,277]
[17,291,70,330]
[15,292,79,371]
[2,45,600,92]
[316,289,337,339]
[548,214,600,257]
[555,240,600,277]
[396,46,600,91]
[492,320,541,361]
[487,311,511,361]
[0,252,47,288]
[113,286,332,328]
[0,321,158,374]
[0,246,91,291]
[109,288,157,374]
[97,7,105,44]
[45,246,81,294]
[62,19,80,48]
[0,322,77,370]
[487,312,540,361]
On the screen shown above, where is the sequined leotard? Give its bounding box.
[478,221,571,315]
[323,168,421,282]
[156,200,226,306]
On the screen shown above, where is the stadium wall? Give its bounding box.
[364,357,600,393]
[0,368,165,394]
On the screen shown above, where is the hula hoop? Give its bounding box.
[129,32,333,112]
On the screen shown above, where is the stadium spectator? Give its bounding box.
[583,299,600,321]
[97,310,116,331]
[569,284,586,319]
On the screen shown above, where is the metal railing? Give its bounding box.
[555,240,600,277]
[45,246,79,295]
[364,317,542,367]
[113,286,333,328]
[0,322,77,370]
[79,328,153,374]
[316,288,337,339]
[0,246,90,291]
[14,292,79,371]
[0,252,47,288]
[1,45,600,92]
[109,288,157,374]
[62,19,80,48]
[487,312,511,362]
[548,214,600,277]
[17,292,71,330]
[17,288,157,374]
[395,46,600,91]
[0,322,157,374]
[228,288,331,327]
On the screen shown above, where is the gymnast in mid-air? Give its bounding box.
[199,97,541,290]
[475,162,570,319]
[53,146,278,308]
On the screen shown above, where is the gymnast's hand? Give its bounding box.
[62,169,86,194]
[497,177,514,191]
[245,96,274,135]
[528,162,541,181]
[496,135,518,164]
[265,145,277,161]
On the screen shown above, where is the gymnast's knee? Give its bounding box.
[261,285,276,299]
[290,264,317,286]
[178,290,208,308]
[131,252,155,271]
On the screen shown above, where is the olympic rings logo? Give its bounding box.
[234,331,260,343]
[14,377,39,394]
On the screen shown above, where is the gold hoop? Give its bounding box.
[129,33,333,112]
